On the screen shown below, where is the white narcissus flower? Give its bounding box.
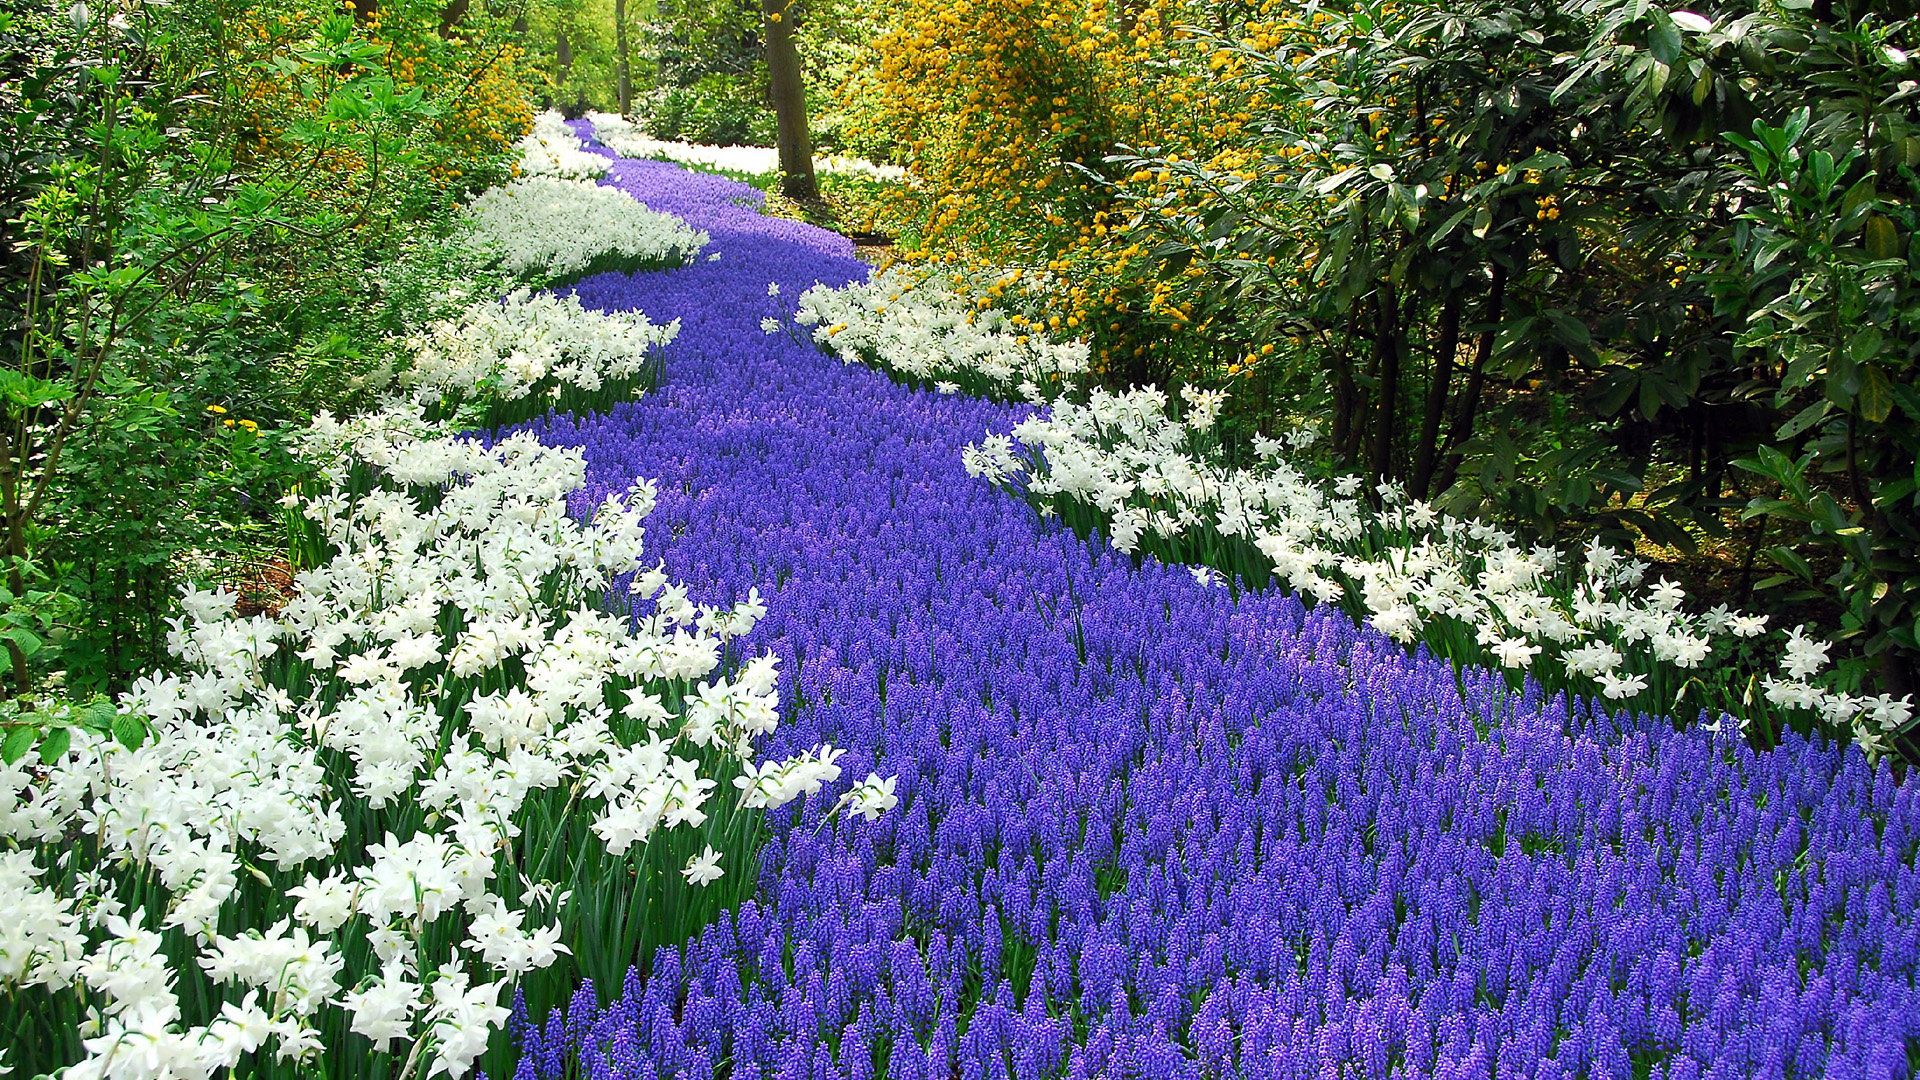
[405,289,678,406]
[683,846,725,886]
[849,773,899,821]
[1782,624,1831,680]
[342,960,421,1051]
[797,263,1088,394]
[1598,670,1649,700]
[426,973,511,1079]
[514,110,609,179]
[463,898,570,976]
[595,123,907,180]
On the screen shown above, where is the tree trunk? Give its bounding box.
[1411,285,1464,499]
[556,30,573,85]
[1369,281,1402,488]
[763,0,818,201]
[1435,262,1507,494]
[1330,363,1354,463]
[615,0,631,116]
[438,0,468,37]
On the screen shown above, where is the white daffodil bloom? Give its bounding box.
[683,845,724,886]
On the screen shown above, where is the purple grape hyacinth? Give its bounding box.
[507,145,1920,1079]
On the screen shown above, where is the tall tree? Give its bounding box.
[762,0,817,200]
[616,0,632,114]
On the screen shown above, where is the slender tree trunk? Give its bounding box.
[1411,285,1464,499]
[438,0,468,36]
[556,30,573,85]
[1370,281,1402,488]
[1435,262,1507,494]
[615,0,631,116]
[0,429,27,698]
[1331,363,1354,463]
[763,0,818,201]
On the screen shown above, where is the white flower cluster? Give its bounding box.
[794,264,1091,394]
[587,114,908,182]
[465,177,708,283]
[1,406,888,1078]
[404,288,680,406]
[515,110,610,180]
[967,386,1915,753]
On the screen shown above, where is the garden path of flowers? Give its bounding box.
[509,133,1920,1078]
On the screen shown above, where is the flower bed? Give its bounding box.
[515,110,610,181]
[0,402,905,1078]
[404,288,681,430]
[793,263,1090,399]
[962,385,1916,755]
[587,113,909,182]
[464,177,707,288]
[505,160,1920,1079]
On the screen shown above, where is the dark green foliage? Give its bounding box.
[1101,0,1920,702]
[0,0,524,698]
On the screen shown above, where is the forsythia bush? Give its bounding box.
[850,0,1283,381]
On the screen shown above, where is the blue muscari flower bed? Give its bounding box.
[500,144,1920,1080]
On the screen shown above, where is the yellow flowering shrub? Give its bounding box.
[231,0,535,213]
[848,0,1328,384]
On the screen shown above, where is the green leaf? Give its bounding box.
[1513,151,1571,172]
[1840,177,1877,224]
[1810,149,1836,196]
[37,725,69,765]
[0,627,44,658]
[1315,167,1361,195]
[1,726,32,766]
[1877,477,1918,509]
[1648,12,1683,65]
[1864,215,1900,259]
[1775,399,1832,440]
[1847,326,1884,365]
[1542,309,1591,347]
[1470,205,1492,239]
[1651,21,1681,66]
[0,370,75,411]
[1858,365,1893,423]
[112,712,148,751]
[1432,206,1474,244]
[1769,545,1816,581]
[1589,374,1636,417]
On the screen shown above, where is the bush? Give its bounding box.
[641,71,777,147]
[0,0,535,696]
